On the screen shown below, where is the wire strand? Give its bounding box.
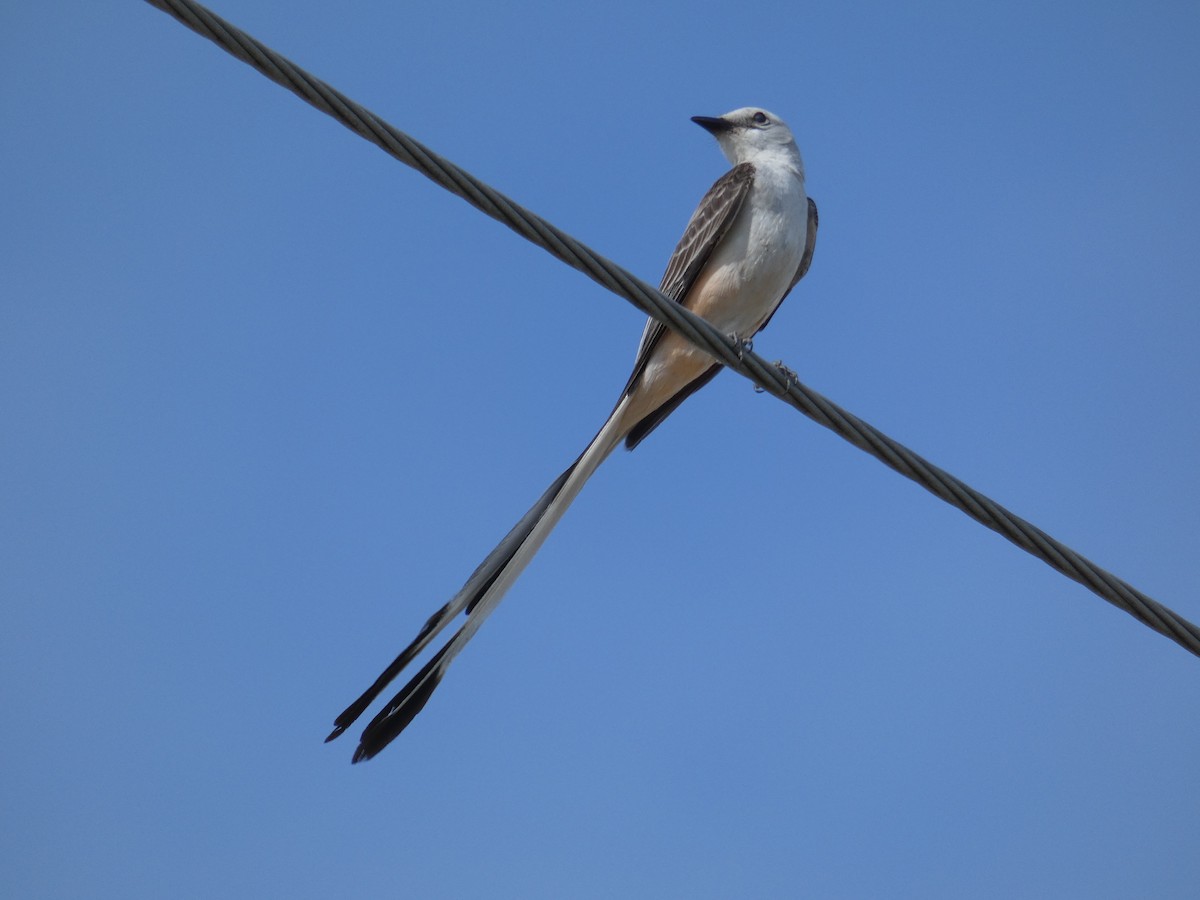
[142,0,1200,659]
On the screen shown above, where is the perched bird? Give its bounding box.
[327,107,818,762]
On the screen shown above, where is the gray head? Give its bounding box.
[691,107,801,170]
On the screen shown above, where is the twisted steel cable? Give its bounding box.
[143,0,1200,658]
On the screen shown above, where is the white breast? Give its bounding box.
[689,164,808,337]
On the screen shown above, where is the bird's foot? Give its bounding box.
[754,360,799,394]
[728,333,753,360]
[774,360,798,388]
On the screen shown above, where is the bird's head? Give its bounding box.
[691,107,800,170]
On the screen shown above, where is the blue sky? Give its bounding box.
[3,1,1198,897]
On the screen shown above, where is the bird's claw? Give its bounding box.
[728,333,753,361]
[754,360,799,394]
[774,360,798,388]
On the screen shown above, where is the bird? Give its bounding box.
[326,106,818,762]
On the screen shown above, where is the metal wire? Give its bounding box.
[143,0,1200,659]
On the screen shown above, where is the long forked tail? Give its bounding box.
[327,398,631,762]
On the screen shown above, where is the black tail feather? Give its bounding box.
[324,599,454,742]
[465,463,576,614]
[326,461,580,751]
[351,635,456,763]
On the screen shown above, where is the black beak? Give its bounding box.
[691,115,732,135]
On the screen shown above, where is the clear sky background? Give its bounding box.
[3,2,1198,898]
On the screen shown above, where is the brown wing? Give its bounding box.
[621,162,756,400]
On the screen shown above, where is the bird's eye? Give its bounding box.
[752,111,769,125]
